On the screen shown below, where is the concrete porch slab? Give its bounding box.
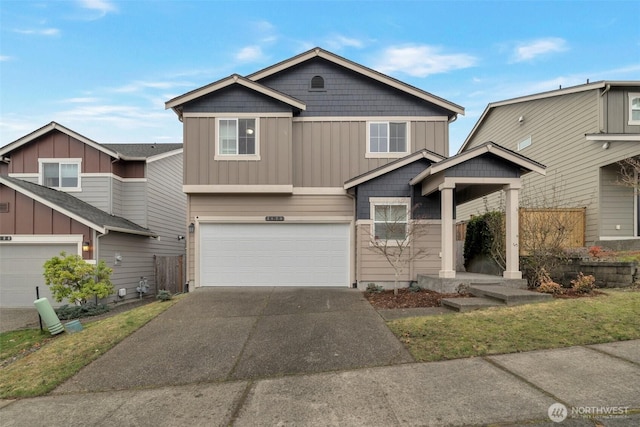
[418,272,528,293]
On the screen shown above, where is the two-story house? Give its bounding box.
[457,81,640,252]
[0,122,186,307]
[166,48,545,290]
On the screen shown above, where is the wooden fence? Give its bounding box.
[455,208,586,252]
[519,208,585,254]
[154,255,185,294]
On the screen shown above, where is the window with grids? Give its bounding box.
[217,118,257,156]
[368,121,408,155]
[630,93,640,125]
[373,203,409,241]
[41,161,80,189]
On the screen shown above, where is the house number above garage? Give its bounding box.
[0,236,12,241]
[265,216,285,222]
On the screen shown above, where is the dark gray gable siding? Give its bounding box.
[257,57,451,117]
[444,154,521,178]
[356,159,440,220]
[183,85,293,113]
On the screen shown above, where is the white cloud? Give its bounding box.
[512,37,568,62]
[325,35,365,50]
[235,46,265,62]
[62,97,101,103]
[374,45,477,77]
[14,28,60,36]
[76,0,117,18]
[112,80,194,94]
[0,55,13,62]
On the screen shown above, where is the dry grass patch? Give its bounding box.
[387,290,640,362]
[0,296,182,399]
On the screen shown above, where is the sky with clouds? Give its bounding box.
[1,0,638,154]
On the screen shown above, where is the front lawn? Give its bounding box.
[387,289,640,362]
[0,296,182,399]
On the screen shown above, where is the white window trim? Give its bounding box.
[38,158,82,192]
[369,197,411,245]
[366,121,411,159]
[629,93,640,125]
[214,117,261,161]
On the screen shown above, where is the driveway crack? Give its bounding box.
[226,287,273,380]
[226,380,254,426]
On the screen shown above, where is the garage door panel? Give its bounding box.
[200,223,349,287]
[0,243,76,307]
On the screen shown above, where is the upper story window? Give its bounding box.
[366,121,410,158]
[215,117,260,161]
[370,198,410,243]
[629,93,640,125]
[310,75,325,90]
[38,159,81,191]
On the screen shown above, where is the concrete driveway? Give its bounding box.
[54,287,413,394]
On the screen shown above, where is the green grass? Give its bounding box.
[0,296,183,399]
[387,289,640,362]
[0,329,53,362]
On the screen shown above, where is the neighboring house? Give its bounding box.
[457,81,640,251]
[166,47,545,290]
[0,122,186,307]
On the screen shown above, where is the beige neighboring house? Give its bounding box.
[166,47,545,290]
[0,122,186,307]
[457,81,640,251]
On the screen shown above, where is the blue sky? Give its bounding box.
[1,0,638,154]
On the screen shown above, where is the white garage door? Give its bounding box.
[199,223,350,286]
[0,243,77,307]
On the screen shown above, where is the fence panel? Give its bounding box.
[519,208,586,255]
[154,255,184,294]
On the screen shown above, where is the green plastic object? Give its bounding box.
[34,298,64,335]
[64,319,83,334]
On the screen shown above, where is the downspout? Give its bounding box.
[346,188,358,288]
[95,229,109,266]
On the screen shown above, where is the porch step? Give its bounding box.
[469,284,552,306]
[441,297,504,312]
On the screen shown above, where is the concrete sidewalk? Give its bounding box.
[1,340,638,426]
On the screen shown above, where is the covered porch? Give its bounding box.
[410,142,546,282]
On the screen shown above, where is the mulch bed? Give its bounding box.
[363,287,606,310]
[551,289,607,299]
[364,288,472,309]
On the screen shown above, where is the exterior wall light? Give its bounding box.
[188,223,195,233]
[82,241,90,252]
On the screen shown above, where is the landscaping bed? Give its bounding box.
[364,288,472,309]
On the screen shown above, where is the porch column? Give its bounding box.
[503,183,522,279]
[439,184,456,278]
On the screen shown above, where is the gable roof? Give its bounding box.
[410,141,546,186]
[0,122,182,164]
[344,149,445,189]
[103,143,183,161]
[458,80,640,154]
[248,47,464,118]
[0,122,119,159]
[165,74,307,119]
[0,176,157,237]
[165,47,464,120]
